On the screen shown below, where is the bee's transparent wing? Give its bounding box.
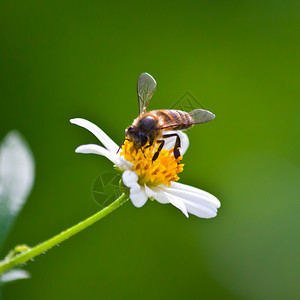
[188,109,215,124]
[158,109,215,130]
[137,73,157,114]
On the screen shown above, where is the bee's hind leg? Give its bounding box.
[162,133,181,159]
[152,139,165,162]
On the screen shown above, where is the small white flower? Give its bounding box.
[70,118,220,218]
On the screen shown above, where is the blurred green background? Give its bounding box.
[1,1,300,299]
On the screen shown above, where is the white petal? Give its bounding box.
[166,182,220,218]
[0,268,30,283]
[144,185,168,204]
[0,131,35,214]
[75,144,132,169]
[165,193,189,217]
[117,159,134,171]
[144,185,157,199]
[163,130,189,156]
[70,118,119,153]
[146,186,189,217]
[122,170,139,188]
[149,187,189,217]
[122,170,148,208]
[130,187,148,208]
[171,181,220,208]
[169,192,217,218]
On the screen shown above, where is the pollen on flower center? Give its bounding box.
[120,140,184,187]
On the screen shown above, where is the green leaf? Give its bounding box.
[0,268,30,286]
[0,131,35,251]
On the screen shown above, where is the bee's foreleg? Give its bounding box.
[144,137,154,149]
[152,139,165,162]
[162,133,181,159]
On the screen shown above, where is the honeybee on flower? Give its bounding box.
[71,73,220,218]
[123,73,215,162]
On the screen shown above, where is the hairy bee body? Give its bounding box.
[132,110,194,139]
[126,109,195,160]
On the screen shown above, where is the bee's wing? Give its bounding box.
[158,109,215,130]
[137,73,157,114]
[188,109,215,124]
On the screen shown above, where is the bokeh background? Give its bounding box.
[1,1,300,299]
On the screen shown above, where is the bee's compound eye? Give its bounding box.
[125,126,137,140]
[138,132,148,147]
[126,126,134,134]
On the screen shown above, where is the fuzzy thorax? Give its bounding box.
[120,140,184,187]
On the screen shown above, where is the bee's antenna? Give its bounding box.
[116,138,129,154]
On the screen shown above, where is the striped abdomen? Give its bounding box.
[151,110,194,131]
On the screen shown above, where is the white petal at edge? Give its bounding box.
[147,184,219,218]
[70,118,119,153]
[0,131,35,214]
[75,144,132,169]
[129,187,148,208]
[166,187,219,216]
[122,170,148,208]
[165,193,189,218]
[145,185,189,217]
[166,190,217,218]
[165,183,220,218]
[171,181,220,207]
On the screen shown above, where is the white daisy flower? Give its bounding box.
[70,118,220,218]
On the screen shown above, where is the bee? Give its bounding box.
[122,73,215,162]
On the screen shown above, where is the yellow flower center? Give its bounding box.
[120,140,184,187]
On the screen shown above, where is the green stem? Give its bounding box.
[0,193,129,274]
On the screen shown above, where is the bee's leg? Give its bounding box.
[116,138,130,154]
[140,147,147,158]
[144,137,154,149]
[152,139,165,162]
[162,133,181,159]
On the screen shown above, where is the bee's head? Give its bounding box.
[125,126,148,148]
